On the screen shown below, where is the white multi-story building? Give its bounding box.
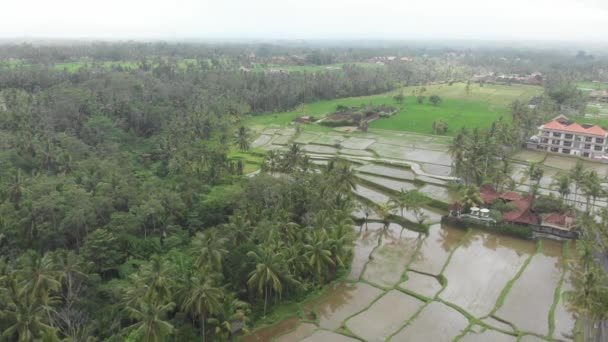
[527,115,608,161]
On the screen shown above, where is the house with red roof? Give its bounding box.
[527,115,608,161]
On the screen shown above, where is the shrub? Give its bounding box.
[533,194,565,214]
[492,201,518,213]
[320,119,353,127]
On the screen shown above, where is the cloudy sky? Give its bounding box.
[2,0,608,41]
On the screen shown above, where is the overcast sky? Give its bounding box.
[2,0,608,41]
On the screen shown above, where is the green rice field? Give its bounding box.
[247,83,542,135]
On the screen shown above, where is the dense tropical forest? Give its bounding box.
[0,42,607,341]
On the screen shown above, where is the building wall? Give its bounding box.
[533,128,608,159]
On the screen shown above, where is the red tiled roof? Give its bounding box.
[499,192,522,201]
[480,185,500,204]
[502,194,538,225]
[543,212,576,227]
[541,117,607,137]
[504,209,539,225]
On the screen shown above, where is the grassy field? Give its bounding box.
[52,58,201,72]
[369,96,507,134]
[577,81,608,91]
[247,82,542,135]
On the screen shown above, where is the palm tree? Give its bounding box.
[190,230,228,272]
[8,169,25,210]
[326,217,355,268]
[246,247,296,316]
[125,299,175,342]
[303,229,335,284]
[236,126,251,151]
[262,150,281,174]
[569,160,585,205]
[16,251,61,299]
[207,293,250,340]
[1,274,58,342]
[390,189,408,218]
[137,255,175,303]
[459,185,482,211]
[582,170,604,213]
[524,162,544,194]
[374,202,394,230]
[181,273,223,342]
[551,172,572,203]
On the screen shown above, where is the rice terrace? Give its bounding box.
[239,81,598,342]
[2,31,608,342]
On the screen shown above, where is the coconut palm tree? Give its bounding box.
[1,273,58,342]
[16,251,61,297]
[524,162,544,194]
[459,185,482,211]
[303,229,335,284]
[137,255,175,303]
[326,217,355,268]
[125,299,175,342]
[181,273,223,342]
[236,126,251,151]
[389,189,408,218]
[262,150,281,174]
[191,230,228,272]
[207,293,250,340]
[551,172,572,203]
[374,202,394,230]
[569,160,585,205]
[582,170,604,213]
[246,247,296,316]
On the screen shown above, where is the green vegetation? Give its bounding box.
[576,81,608,90]
[247,82,541,135]
[249,62,382,73]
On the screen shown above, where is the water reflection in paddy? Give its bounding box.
[303,282,382,330]
[362,225,420,287]
[348,223,383,281]
[392,301,468,342]
[495,239,565,336]
[440,230,535,317]
[409,224,466,275]
[346,290,424,342]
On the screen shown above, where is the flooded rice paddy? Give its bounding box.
[244,127,577,341]
[245,221,575,341]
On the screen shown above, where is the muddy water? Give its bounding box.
[356,164,416,180]
[303,282,382,330]
[362,226,420,287]
[348,223,383,281]
[421,163,452,176]
[392,301,469,341]
[345,290,424,342]
[300,330,359,342]
[461,329,517,342]
[242,316,299,342]
[353,184,390,204]
[356,174,416,192]
[399,271,443,298]
[409,224,466,275]
[340,137,375,150]
[274,322,317,342]
[401,148,452,166]
[419,184,458,203]
[302,144,338,154]
[440,230,536,317]
[553,275,576,340]
[495,239,564,336]
[398,206,444,224]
